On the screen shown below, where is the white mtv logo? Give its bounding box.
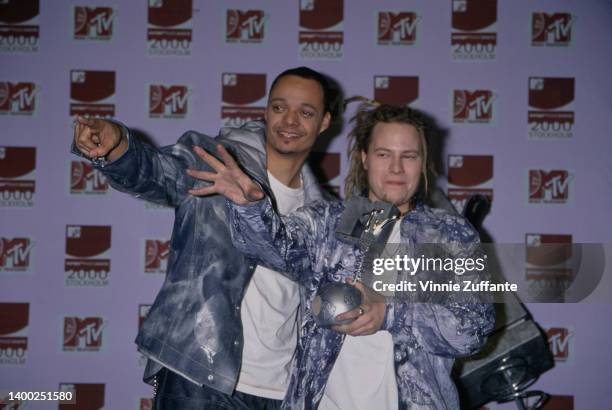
[448,155,464,168]
[10,86,37,111]
[375,76,389,89]
[526,234,541,247]
[84,169,107,190]
[549,330,571,357]
[163,90,189,114]
[77,321,105,347]
[223,74,237,86]
[392,16,417,41]
[240,15,264,38]
[88,11,114,36]
[546,16,573,42]
[467,94,494,119]
[543,175,570,199]
[3,241,33,267]
[67,226,82,238]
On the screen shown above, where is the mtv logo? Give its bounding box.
[63,317,105,350]
[378,12,418,44]
[149,85,190,117]
[453,90,495,122]
[0,82,37,114]
[525,234,572,267]
[529,170,571,203]
[448,155,463,168]
[546,327,571,361]
[373,76,419,106]
[144,239,170,273]
[532,13,573,45]
[226,10,265,42]
[0,238,33,270]
[221,73,267,105]
[374,76,389,89]
[453,0,467,13]
[74,7,114,39]
[70,161,108,194]
[223,74,237,86]
[71,71,86,84]
[300,0,314,11]
[447,155,493,187]
[66,226,82,238]
[528,77,574,110]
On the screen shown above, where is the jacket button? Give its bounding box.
[208,374,214,382]
[249,265,254,270]
[234,340,240,346]
[236,305,240,311]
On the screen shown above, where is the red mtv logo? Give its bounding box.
[144,239,170,273]
[226,10,265,42]
[149,85,189,117]
[378,12,417,44]
[0,238,33,270]
[63,317,105,350]
[529,170,571,203]
[532,13,573,45]
[546,327,570,360]
[70,161,108,193]
[453,90,494,122]
[374,76,419,106]
[0,82,37,114]
[74,7,114,39]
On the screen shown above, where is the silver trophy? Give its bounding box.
[312,282,362,328]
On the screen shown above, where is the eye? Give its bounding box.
[402,153,419,160]
[376,152,390,158]
[271,104,285,113]
[301,110,315,119]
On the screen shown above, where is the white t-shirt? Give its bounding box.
[319,221,401,410]
[235,171,305,399]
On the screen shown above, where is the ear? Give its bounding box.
[318,112,331,134]
[361,149,368,170]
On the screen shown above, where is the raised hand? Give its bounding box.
[187,144,264,205]
[332,279,386,336]
[73,116,127,161]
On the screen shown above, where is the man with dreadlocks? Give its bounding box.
[189,102,495,410]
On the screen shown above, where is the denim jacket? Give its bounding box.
[227,199,495,410]
[73,121,328,395]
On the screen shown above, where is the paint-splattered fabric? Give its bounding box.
[228,199,495,410]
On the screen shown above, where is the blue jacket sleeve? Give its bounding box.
[72,127,218,208]
[227,199,331,284]
[382,225,495,358]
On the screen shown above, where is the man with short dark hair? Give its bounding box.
[72,67,334,409]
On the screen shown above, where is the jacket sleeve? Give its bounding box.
[227,199,331,284]
[71,127,217,208]
[382,224,495,358]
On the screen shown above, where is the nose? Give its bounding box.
[282,108,299,127]
[390,156,403,174]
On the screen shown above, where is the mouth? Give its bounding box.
[277,130,303,140]
[386,181,406,186]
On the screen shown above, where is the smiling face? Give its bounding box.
[264,75,330,162]
[361,122,424,214]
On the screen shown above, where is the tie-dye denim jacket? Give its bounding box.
[73,121,328,395]
[227,199,495,409]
